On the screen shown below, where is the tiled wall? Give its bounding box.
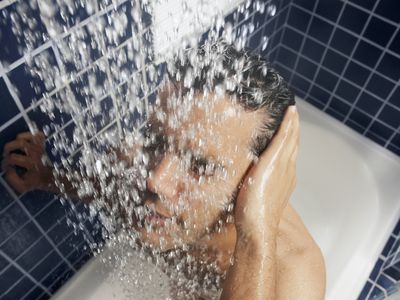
[1,0,399,299]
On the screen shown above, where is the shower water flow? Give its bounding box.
[4,0,277,298]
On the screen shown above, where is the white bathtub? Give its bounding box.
[52,97,400,300]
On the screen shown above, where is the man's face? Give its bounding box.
[137,84,261,250]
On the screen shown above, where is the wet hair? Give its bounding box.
[167,41,295,157]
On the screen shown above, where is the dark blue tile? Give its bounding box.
[0,202,29,242]
[326,107,346,121]
[376,0,400,23]
[58,232,88,258]
[322,50,347,75]
[0,118,29,161]
[339,4,369,34]
[336,80,361,103]
[252,3,268,29]
[315,68,338,91]
[378,105,400,128]
[366,131,386,146]
[331,28,358,56]
[357,280,372,300]
[290,86,307,98]
[21,286,45,300]
[3,276,36,300]
[377,273,396,290]
[249,29,262,50]
[282,27,303,51]
[389,86,400,107]
[35,199,68,231]
[349,108,373,128]
[302,38,325,63]
[329,98,351,116]
[366,74,395,100]
[66,241,91,265]
[291,74,310,94]
[287,6,311,33]
[344,62,370,86]
[308,16,334,44]
[16,236,53,271]
[394,219,400,236]
[382,236,396,257]
[7,48,59,108]
[20,191,57,217]
[357,92,383,115]
[368,285,385,299]
[292,0,314,11]
[274,63,291,81]
[377,53,400,82]
[0,182,14,212]
[390,144,400,156]
[316,0,344,22]
[309,85,330,104]
[353,40,382,68]
[0,265,23,295]
[0,254,8,270]
[296,57,318,79]
[389,31,400,53]
[346,119,366,135]
[370,258,384,281]
[277,47,297,69]
[0,77,20,126]
[0,221,42,259]
[385,265,400,281]
[305,95,326,110]
[364,17,396,47]
[47,215,70,246]
[108,43,139,85]
[48,267,75,294]
[30,250,63,282]
[348,0,375,10]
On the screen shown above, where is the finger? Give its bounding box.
[7,153,35,169]
[5,169,28,194]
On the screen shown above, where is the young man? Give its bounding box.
[2,43,326,299]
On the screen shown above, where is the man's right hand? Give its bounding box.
[1,131,53,194]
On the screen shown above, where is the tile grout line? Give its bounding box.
[269,2,291,63]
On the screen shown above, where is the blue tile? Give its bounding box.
[66,241,91,265]
[287,6,311,32]
[36,292,51,300]
[58,232,88,258]
[366,131,386,147]
[296,57,318,79]
[47,216,70,246]
[394,219,400,236]
[21,286,45,300]
[249,29,262,50]
[353,40,382,68]
[35,199,68,231]
[349,108,373,129]
[388,144,400,156]
[292,0,314,11]
[0,202,29,242]
[368,285,385,300]
[329,97,351,116]
[291,74,310,94]
[0,221,42,259]
[20,191,57,216]
[339,4,369,34]
[3,276,36,300]
[0,77,20,126]
[377,273,396,290]
[378,105,400,128]
[357,92,383,115]
[382,236,396,257]
[322,50,347,75]
[376,0,400,23]
[377,53,400,82]
[309,85,330,104]
[385,265,400,281]
[48,267,75,294]
[308,16,334,44]
[364,17,396,47]
[366,74,395,100]
[7,48,59,108]
[0,265,23,295]
[357,280,372,300]
[326,107,346,121]
[389,31,400,53]
[282,27,303,51]
[0,118,29,160]
[0,254,8,270]
[344,62,370,86]
[30,250,63,282]
[305,96,325,110]
[316,0,344,22]
[331,28,358,56]
[16,236,53,271]
[108,43,139,86]
[370,258,385,281]
[346,119,366,135]
[315,68,338,91]
[277,47,297,69]
[302,38,325,63]
[336,80,361,103]
[389,86,400,107]
[252,3,268,29]
[0,182,14,212]
[274,63,291,81]
[72,251,92,271]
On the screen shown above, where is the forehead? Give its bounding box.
[153,84,261,163]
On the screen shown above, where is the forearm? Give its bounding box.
[221,223,279,300]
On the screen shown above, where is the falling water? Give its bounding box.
[3,0,277,298]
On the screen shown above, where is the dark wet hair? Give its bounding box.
[167,41,295,157]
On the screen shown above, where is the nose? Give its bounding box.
[146,155,184,203]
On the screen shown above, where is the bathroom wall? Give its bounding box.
[268,0,400,299]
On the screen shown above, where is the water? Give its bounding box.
[4,0,278,298]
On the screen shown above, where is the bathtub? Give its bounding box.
[52,97,400,300]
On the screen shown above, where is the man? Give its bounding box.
[2,42,326,299]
